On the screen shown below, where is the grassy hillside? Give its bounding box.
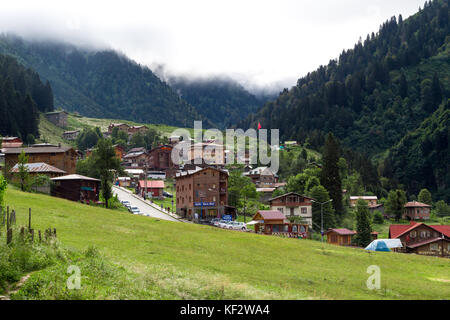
[37,112,195,147]
[4,187,449,300]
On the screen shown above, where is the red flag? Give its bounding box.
[257,122,262,130]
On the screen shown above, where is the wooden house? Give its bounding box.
[3,144,77,175]
[349,196,378,207]
[252,210,308,238]
[62,130,80,141]
[325,228,357,246]
[244,166,278,187]
[51,174,100,203]
[389,221,450,257]
[268,192,313,226]
[1,137,23,148]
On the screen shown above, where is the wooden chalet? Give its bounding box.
[325,228,357,246]
[51,174,100,203]
[252,210,309,238]
[389,221,450,258]
[268,192,313,226]
[403,201,431,220]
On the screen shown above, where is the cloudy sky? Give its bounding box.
[0,0,425,91]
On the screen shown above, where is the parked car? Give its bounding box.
[228,221,248,231]
[163,191,173,198]
[218,220,232,228]
[129,207,140,214]
[210,218,221,226]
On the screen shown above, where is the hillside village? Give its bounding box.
[1,109,449,259]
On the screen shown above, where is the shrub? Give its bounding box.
[373,211,384,224]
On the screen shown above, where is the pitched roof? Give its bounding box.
[407,237,449,249]
[404,201,431,208]
[3,146,74,154]
[139,180,165,188]
[10,162,66,174]
[51,174,100,182]
[325,228,357,236]
[256,210,286,221]
[175,166,229,178]
[389,222,450,239]
[350,196,378,200]
[268,192,314,202]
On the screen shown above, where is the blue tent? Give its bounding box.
[365,240,392,252]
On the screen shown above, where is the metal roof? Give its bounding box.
[51,174,100,182]
[3,146,74,154]
[10,162,66,174]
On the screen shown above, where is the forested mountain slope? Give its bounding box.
[169,76,271,129]
[0,54,54,140]
[239,0,449,198]
[0,35,206,127]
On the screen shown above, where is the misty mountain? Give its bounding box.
[239,0,449,198]
[0,35,207,127]
[167,75,273,128]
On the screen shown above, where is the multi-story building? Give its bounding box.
[175,167,234,221]
[244,166,278,187]
[349,196,378,207]
[403,201,431,220]
[268,192,313,226]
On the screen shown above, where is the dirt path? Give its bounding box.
[0,273,33,300]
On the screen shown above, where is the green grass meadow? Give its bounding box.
[3,187,450,300]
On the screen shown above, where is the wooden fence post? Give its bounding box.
[11,210,16,225]
[28,208,32,231]
[38,230,42,242]
[30,229,34,242]
[7,228,12,244]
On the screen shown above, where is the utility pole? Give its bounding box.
[311,199,332,243]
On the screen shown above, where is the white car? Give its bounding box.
[227,221,248,231]
[218,221,232,228]
[130,207,140,215]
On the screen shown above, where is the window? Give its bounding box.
[301,208,307,214]
[277,208,283,213]
[410,231,416,238]
[430,243,438,251]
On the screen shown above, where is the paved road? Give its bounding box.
[112,186,179,222]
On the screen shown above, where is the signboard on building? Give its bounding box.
[223,215,232,221]
[194,202,215,207]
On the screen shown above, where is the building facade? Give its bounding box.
[403,201,431,220]
[51,174,100,203]
[175,167,232,221]
[268,192,313,226]
[389,221,450,258]
[349,196,378,207]
[45,111,68,127]
[3,144,77,175]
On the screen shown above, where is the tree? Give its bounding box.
[399,71,408,98]
[83,139,123,208]
[385,189,407,221]
[0,173,7,212]
[321,133,343,217]
[373,211,384,224]
[228,170,258,218]
[310,185,336,232]
[418,188,432,205]
[354,199,372,247]
[17,150,29,191]
[435,200,450,217]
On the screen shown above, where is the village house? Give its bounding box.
[1,137,23,149]
[108,123,130,134]
[113,144,125,161]
[147,145,178,177]
[3,144,77,175]
[325,228,379,246]
[175,167,234,221]
[51,174,101,203]
[128,125,148,135]
[45,111,68,127]
[122,150,147,169]
[10,162,66,194]
[369,203,385,216]
[244,166,278,187]
[268,192,313,226]
[62,130,80,141]
[349,196,378,207]
[389,221,450,258]
[116,176,131,188]
[325,228,356,246]
[256,187,277,203]
[187,141,226,167]
[252,210,309,238]
[137,180,165,198]
[403,201,431,220]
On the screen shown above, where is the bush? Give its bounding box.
[373,211,384,224]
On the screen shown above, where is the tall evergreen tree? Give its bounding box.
[310,185,336,232]
[355,199,372,247]
[321,133,343,217]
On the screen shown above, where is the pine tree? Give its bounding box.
[321,133,343,217]
[399,71,408,98]
[355,199,372,247]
